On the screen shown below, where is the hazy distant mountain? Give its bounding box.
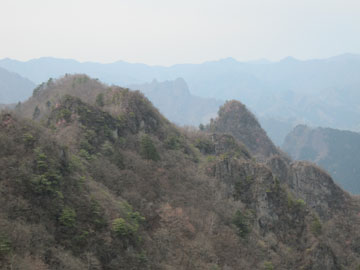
[258,117,299,146]
[0,57,169,86]
[0,67,35,104]
[283,125,360,194]
[2,54,360,137]
[128,78,223,126]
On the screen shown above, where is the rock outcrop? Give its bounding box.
[207,100,279,160]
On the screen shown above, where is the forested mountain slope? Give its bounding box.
[1,75,360,269]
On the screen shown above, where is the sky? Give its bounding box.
[1,0,360,65]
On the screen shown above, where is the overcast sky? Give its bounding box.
[1,0,360,65]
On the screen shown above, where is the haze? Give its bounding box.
[1,0,360,65]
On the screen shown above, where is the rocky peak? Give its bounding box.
[207,100,279,160]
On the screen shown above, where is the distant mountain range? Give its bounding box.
[283,125,360,194]
[128,78,223,126]
[0,67,35,104]
[1,54,360,144]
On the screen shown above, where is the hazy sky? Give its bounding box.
[1,0,360,65]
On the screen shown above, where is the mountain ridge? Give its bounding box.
[0,66,36,104]
[283,124,360,194]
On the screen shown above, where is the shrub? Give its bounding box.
[90,199,107,229]
[164,135,182,150]
[287,192,305,210]
[79,149,93,161]
[0,235,11,256]
[101,141,114,156]
[311,216,322,236]
[112,218,137,238]
[23,132,36,149]
[232,210,251,238]
[30,148,62,195]
[112,204,145,239]
[264,261,274,270]
[140,135,160,161]
[57,108,72,122]
[34,148,48,173]
[59,207,77,227]
[96,93,105,107]
[33,105,40,119]
[233,176,253,201]
[194,138,214,154]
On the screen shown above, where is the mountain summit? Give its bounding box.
[207,100,279,159]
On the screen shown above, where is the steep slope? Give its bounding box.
[0,67,35,104]
[283,125,360,194]
[206,100,279,160]
[1,75,360,269]
[128,78,223,126]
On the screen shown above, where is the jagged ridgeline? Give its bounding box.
[1,74,360,269]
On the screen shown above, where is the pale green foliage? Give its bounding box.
[264,261,274,270]
[0,235,11,256]
[22,132,36,148]
[311,216,322,236]
[60,207,77,227]
[112,203,145,238]
[112,218,137,237]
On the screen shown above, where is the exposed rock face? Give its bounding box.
[266,156,349,220]
[289,161,348,219]
[207,100,279,160]
[283,124,360,194]
[265,155,292,185]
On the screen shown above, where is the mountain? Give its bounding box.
[2,74,360,269]
[283,125,360,194]
[129,77,292,145]
[258,116,298,146]
[0,67,35,104]
[0,57,169,86]
[205,100,280,160]
[128,78,223,126]
[2,54,360,141]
